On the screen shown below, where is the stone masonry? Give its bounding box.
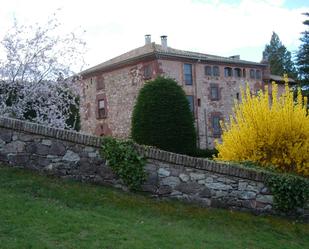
[78,36,272,148]
[1,116,306,217]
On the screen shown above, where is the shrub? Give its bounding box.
[266,173,309,212]
[131,77,196,155]
[216,75,309,176]
[100,137,146,191]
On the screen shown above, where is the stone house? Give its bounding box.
[78,35,271,149]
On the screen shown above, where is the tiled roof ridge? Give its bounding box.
[80,42,267,76]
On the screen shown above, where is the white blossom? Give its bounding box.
[0,14,86,129]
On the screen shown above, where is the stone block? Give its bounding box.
[179,173,189,182]
[239,191,256,200]
[256,195,273,204]
[7,154,29,166]
[84,146,95,152]
[0,131,12,142]
[161,176,180,188]
[217,177,236,184]
[88,152,98,158]
[0,138,6,147]
[158,168,170,177]
[19,134,34,142]
[260,187,271,194]
[2,141,25,153]
[50,142,66,156]
[176,182,202,194]
[62,150,80,162]
[190,172,205,181]
[238,181,248,191]
[144,171,158,186]
[157,185,172,195]
[206,182,233,191]
[36,145,50,155]
[199,187,212,198]
[42,139,52,146]
[242,200,256,209]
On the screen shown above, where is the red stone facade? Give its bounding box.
[79,41,270,148]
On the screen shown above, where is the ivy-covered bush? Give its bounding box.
[266,173,309,212]
[216,75,309,176]
[100,137,146,191]
[131,77,196,155]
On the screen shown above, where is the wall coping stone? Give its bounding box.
[0,116,271,182]
[0,117,102,148]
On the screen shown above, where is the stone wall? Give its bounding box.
[0,117,306,216]
[80,53,267,149]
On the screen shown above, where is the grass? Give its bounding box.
[0,165,308,249]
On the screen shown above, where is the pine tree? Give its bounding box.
[263,32,298,79]
[297,13,309,85]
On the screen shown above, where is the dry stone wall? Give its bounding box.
[0,116,302,215]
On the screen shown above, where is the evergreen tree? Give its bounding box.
[131,77,197,155]
[263,32,298,79]
[297,13,309,85]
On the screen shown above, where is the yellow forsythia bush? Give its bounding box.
[216,75,309,177]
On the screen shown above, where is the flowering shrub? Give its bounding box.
[216,75,309,177]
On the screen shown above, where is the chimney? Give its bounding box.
[160,35,167,50]
[229,55,240,60]
[145,34,151,45]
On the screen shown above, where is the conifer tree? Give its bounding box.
[263,32,297,79]
[297,13,309,85]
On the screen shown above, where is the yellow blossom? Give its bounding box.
[216,75,309,177]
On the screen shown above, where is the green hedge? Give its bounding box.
[131,77,196,155]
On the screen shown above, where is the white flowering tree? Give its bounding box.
[0,15,86,130]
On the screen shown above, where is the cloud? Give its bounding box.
[0,0,308,68]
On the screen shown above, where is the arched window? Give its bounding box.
[234,68,241,77]
[213,66,220,76]
[256,70,261,79]
[205,65,212,76]
[224,67,233,77]
[250,69,255,79]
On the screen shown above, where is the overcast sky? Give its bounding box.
[0,0,308,71]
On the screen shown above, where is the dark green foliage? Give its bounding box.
[65,96,81,131]
[192,148,218,159]
[263,32,298,79]
[100,137,146,191]
[131,77,196,155]
[297,13,309,85]
[266,174,309,213]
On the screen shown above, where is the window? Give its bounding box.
[210,84,219,100]
[212,116,221,136]
[144,64,152,79]
[243,68,246,78]
[186,95,194,113]
[184,64,193,85]
[213,66,220,76]
[98,99,106,119]
[205,65,212,76]
[256,70,261,79]
[236,92,240,100]
[234,68,241,78]
[250,69,255,79]
[224,67,233,77]
[96,76,104,90]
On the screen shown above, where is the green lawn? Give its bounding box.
[0,166,308,249]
